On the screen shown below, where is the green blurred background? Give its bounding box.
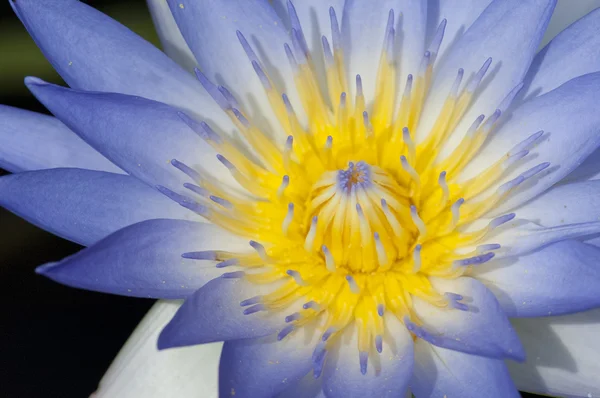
[0,0,556,397]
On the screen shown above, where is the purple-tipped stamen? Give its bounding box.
[322,327,336,341]
[236,30,260,64]
[216,258,239,268]
[218,85,239,109]
[287,0,309,55]
[445,292,469,311]
[428,19,447,56]
[291,29,308,64]
[284,43,299,74]
[171,159,202,181]
[221,271,245,279]
[466,57,492,93]
[322,35,334,66]
[375,335,383,353]
[303,300,320,311]
[183,183,209,197]
[243,303,266,315]
[454,252,495,267]
[251,60,272,90]
[359,351,369,375]
[329,7,341,51]
[181,251,216,260]
[490,213,516,229]
[285,312,302,323]
[477,243,501,253]
[194,68,230,109]
[240,296,261,307]
[156,185,207,215]
[216,154,236,170]
[278,324,295,341]
[210,195,233,209]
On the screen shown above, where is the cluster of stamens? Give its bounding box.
[161,2,549,376]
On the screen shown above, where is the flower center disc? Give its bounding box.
[306,161,412,274]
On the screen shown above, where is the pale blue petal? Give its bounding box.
[522,8,600,99]
[158,278,291,348]
[509,309,600,398]
[11,0,228,124]
[93,301,222,398]
[0,168,198,247]
[167,0,297,136]
[411,340,519,398]
[146,0,197,72]
[219,329,320,398]
[0,105,120,174]
[462,72,600,213]
[26,79,235,194]
[37,220,245,298]
[473,240,600,317]
[342,0,428,99]
[412,277,524,360]
[322,315,413,397]
[419,0,555,145]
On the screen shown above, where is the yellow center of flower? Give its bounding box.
[173,7,546,375]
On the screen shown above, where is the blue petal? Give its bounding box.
[463,72,600,213]
[473,240,600,317]
[146,0,197,72]
[412,277,524,361]
[428,0,493,64]
[158,278,291,348]
[419,0,555,142]
[0,105,120,174]
[563,146,600,182]
[0,168,198,246]
[411,340,520,398]
[515,179,600,246]
[37,219,246,298]
[522,8,600,99]
[25,79,236,194]
[342,0,427,99]
[322,315,414,397]
[167,0,297,135]
[489,218,600,258]
[276,373,324,398]
[516,180,600,227]
[219,329,320,398]
[11,0,228,124]
[509,309,600,398]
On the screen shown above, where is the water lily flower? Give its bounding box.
[3,0,600,397]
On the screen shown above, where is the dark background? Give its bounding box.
[0,0,551,397]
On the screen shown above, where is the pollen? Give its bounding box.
[170,4,548,376]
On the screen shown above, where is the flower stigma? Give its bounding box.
[168,4,549,376]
